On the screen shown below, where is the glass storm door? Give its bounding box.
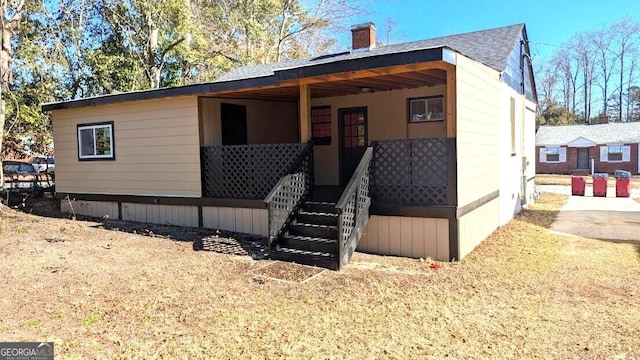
[339,107,368,186]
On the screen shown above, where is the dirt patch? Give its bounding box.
[252,261,326,283]
[1,195,639,359]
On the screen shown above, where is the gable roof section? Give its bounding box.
[500,26,537,102]
[536,122,640,146]
[567,137,597,147]
[42,23,529,111]
[219,23,526,82]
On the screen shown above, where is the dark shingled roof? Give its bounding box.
[42,23,527,111]
[536,122,640,146]
[218,24,525,82]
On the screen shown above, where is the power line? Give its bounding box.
[529,41,564,49]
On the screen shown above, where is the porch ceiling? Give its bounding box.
[208,69,447,101]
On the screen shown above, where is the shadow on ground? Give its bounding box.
[596,238,640,258]
[7,198,269,260]
[94,220,269,259]
[2,194,66,218]
[518,208,561,229]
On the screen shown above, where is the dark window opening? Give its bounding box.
[311,106,331,145]
[608,146,623,161]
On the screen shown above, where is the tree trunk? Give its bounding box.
[0,98,4,187]
[583,66,588,122]
[620,56,624,121]
[1,0,25,186]
[148,27,160,88]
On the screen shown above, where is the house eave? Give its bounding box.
[42,47,447,112]
[567,137,597,148]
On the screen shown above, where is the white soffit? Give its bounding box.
[567,137,596,148]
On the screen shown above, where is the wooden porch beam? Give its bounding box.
[299,83,311,142]
[444,63,456,138]
[288,61,451,86]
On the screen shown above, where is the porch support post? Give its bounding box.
[445,64,456,138]
[299,83,311,142]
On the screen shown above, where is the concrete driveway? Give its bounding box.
[549,188,640,241]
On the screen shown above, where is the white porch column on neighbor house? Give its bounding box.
[299,83,311,143]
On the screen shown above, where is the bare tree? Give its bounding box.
[379,16,404,46]
[535,61,558,107]
[625,55,639,121]
[572,33,595,122]
[592,27,617,116]
[610,16,640,121]
[553,47,579,114]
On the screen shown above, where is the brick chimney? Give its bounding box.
[351,22,376,51]
[597,114,609,124]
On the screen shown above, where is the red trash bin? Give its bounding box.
[571,176,585,196]
[616,178,631,197]
[592,173,608,197]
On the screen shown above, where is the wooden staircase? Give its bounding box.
[271,201,340,270]
[266,146,373,271]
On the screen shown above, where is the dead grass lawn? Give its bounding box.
[0,195,639,359]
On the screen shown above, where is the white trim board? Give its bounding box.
[567,137,596,148]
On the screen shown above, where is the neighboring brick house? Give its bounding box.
[536,121,640,175]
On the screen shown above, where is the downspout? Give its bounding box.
[520,41,533,206]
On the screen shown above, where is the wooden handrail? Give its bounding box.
[264,141,315,250]
[336,147,373,211]
[335,147,373,269]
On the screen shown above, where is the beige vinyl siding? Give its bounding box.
[121,203,198,227]
[199,97,298,145]
[310,85,447,185]
[458,197,500,259]
[202,207,268,236]
[51,96,201,197]
[455,54,501,208]
[61,200,119,219]
[358,215,449,261]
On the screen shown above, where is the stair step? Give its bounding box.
[281,234,337,253]
[297,211,339,226]
[271,246,338,270]
[302,201,338,214]
[290,222,338,239]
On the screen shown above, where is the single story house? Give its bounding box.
[536,120,640,175]
[42,23,537,269]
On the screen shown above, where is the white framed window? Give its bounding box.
[540,146,565,163]
[545,147,560,162]
[77,122,115,160]
[608,145,623,161]
[408,96,444,122]
[601,145,630,163]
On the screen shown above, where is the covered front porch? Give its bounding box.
[197,59,457,203]
[196,59,458,268]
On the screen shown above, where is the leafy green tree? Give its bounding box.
[536,99,578,129]
[98,0,195,89]
[1,0,368,164]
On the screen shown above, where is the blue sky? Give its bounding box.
[351,0,640,62]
